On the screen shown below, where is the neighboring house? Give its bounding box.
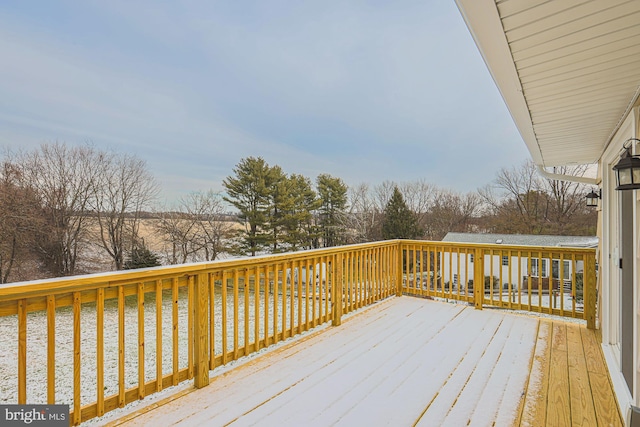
[441,232,597,291]
[455,1,640,423]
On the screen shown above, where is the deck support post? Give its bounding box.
[193,273,210,388]
[474,248,484,310]
[585,253,597,330]
[332,253,343,326]
[396,241,403,297]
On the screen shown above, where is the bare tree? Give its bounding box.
[91,152,159,270]
[480,160,595,235]
[399,179,435,235]
[0,160,42,282]
[374,180,396,213]
[18,143,99,276]
[193,191,233,261]
[544,165,595,234]
[479,160,548,234]
[424,189,480,240]
[157,191,233,264]
[156,209,199,264]
[345,183,381,243]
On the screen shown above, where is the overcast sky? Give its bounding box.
[0,1,529,204]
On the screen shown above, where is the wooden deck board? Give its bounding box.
[566,325,597,426]
[517,319,623,427]
[581,326,608,374]
[547,326,571,426]
[106,297,623,427]
[519,320,551,427]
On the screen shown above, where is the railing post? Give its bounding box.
[585,252,597,330]
[332,254,344,326]
[193,273,210,388]
[474,248,484,310]
[396,242,403,297]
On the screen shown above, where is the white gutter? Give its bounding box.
[536,165,598,185]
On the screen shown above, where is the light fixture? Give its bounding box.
[585,189,601,207]
[613,138,640,190]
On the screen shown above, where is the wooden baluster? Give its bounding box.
[97,289,105,416]
[18,298,27,405]
[255,267,260,351]
[264,266,270,347]
[172,278,179,385]
[209,273,216,370]
[47,295,56,404]
[155,280,163,392]
[233,270,239,360]
[221,272,228,364]
[188,277,194,378]
[73,292,81,425]
[244,268,249,355]
[138,283,145,398]
[118,286,125,407]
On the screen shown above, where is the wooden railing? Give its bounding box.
[0,240,596,424]
[397,241,597,329]
[0,241,398,425]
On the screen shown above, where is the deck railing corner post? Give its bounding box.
[396,241,403,297]
[332,253,344,327]
[585,252,597,330]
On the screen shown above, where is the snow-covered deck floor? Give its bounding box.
[111,297,621,426]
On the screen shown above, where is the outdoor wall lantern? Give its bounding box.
[585,189,601,207]
[613,138,640,190]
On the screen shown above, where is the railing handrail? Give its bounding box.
[399,239,597,254]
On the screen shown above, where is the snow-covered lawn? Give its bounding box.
[0,286,317,410]
[485,290,584,311]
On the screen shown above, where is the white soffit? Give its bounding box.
[455,0,640,167]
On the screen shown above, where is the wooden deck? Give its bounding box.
[106,297,622,427]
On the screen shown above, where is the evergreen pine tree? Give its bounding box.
[382,187,420,239]
[281,174,321,250]
[266,166,290,253]
[223,157,277,256]
[124,246,161,269]
[316,174,348,247]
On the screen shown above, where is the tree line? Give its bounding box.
[0,143,159,282]
[0,143,596,283]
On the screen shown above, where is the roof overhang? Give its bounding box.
[455,0,640,168]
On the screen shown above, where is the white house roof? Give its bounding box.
[455,0,640,167]
[442,232,598,248]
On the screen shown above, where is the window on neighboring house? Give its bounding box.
[552,260,572,280]
[502,256,509,266]
[453,274,458,285]
[564,260,571,280]
[469,254,474,263]
[530,258,549,278]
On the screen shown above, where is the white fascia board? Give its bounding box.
[455,0,545,166]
